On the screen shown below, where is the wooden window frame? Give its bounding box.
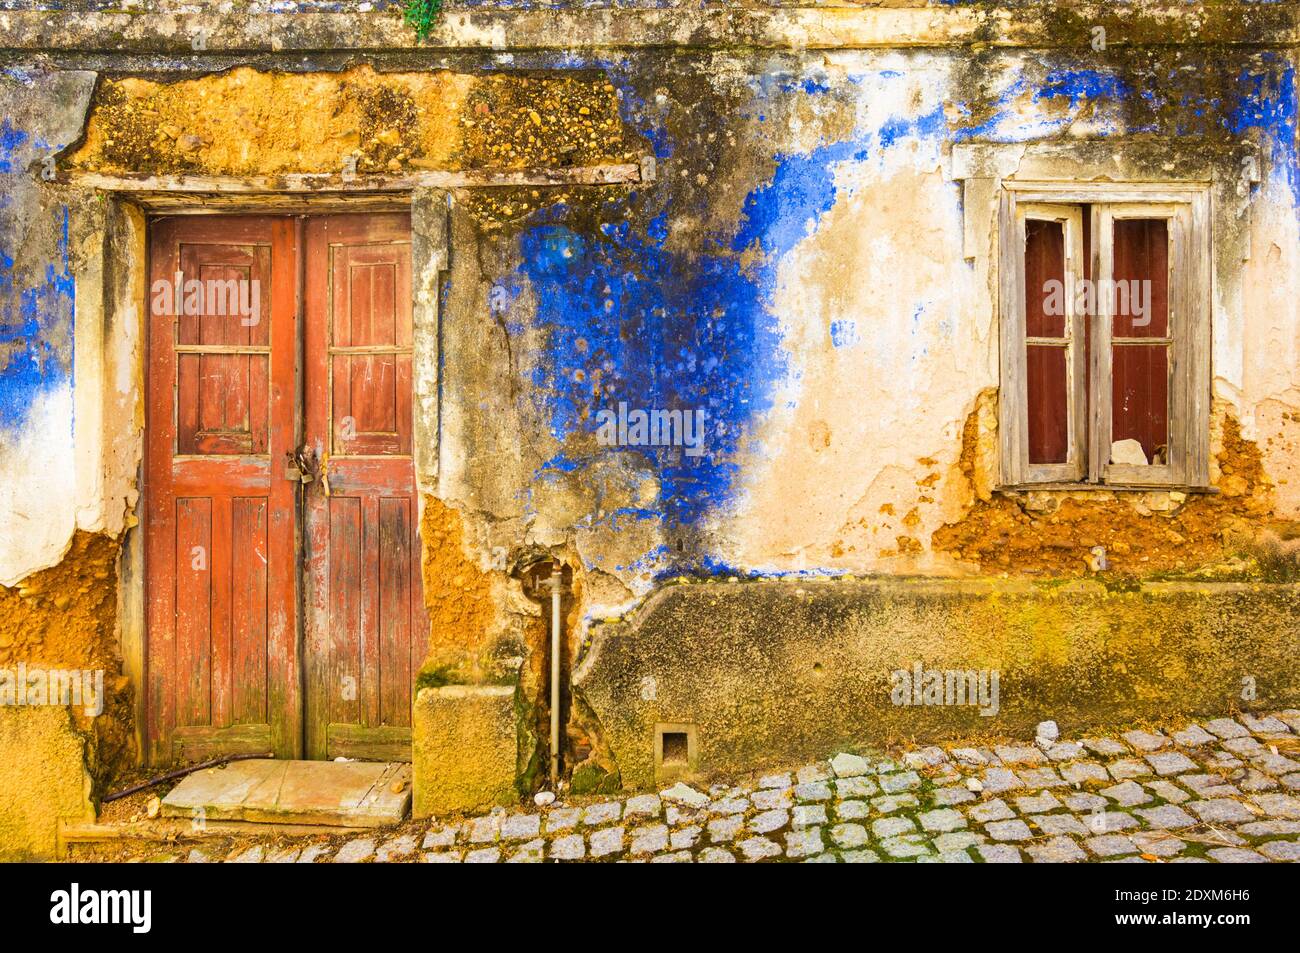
[999,184,1211,490]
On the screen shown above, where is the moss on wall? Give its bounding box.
[0,707,95,860]
[412,684,517,816]
[577,576,1300,790]
[66,66,634,180]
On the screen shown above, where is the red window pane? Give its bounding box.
[1112,219,1168,338]
[1027,345,1068,465]
[1025,219,1066,337]
[1112,344,1169,465]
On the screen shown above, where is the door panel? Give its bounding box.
[146,217,300,764]
[303,213,424,761]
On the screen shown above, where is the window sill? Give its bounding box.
[996,483,1219,495]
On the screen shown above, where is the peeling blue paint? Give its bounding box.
[517,70,954,581]
[1034,69,1131,109]
[0,206,73,432]
[519,204,777,530]
[0,119,28,174]
[829,320,858,349]
[1227,59,1299,207]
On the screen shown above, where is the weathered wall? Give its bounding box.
[421,42,1300,613]
[0,531,133,778]
[576,576,1300,789]
[0,68,96,585]
[0,3,1297,804]
[0,706,95,860]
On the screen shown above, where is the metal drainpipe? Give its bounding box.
[544,565,567,788]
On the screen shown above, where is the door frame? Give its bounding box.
[70,188,449,766]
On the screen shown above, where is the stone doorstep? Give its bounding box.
[162,760,411,828]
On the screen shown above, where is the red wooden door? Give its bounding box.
[146,217,300,763]
[303,213,424,761]
[146,212,423,765]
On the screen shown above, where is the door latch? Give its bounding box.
[284,446,319,484]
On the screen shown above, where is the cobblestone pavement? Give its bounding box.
[105,710,1300,863]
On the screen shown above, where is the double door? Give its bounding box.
[145,213,424,763]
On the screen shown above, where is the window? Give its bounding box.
[999,186,1211,488]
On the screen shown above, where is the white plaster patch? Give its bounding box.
[0,383,77,586]
[721,94,974,573]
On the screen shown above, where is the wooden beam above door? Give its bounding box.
[63,159,652,200]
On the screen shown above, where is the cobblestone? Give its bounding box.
[1036,814,1089,836]
[784,828,825,858]
[1061,762,1109,785]
[737,837,781,861]
[333,839,374,864]
[630,824,669,855]
[872,815,915,838]
[1172,724,1217,747]
[95,709,1300,865]
[751,787,792,809]
[501,813,541,841]
[589,826,625,857]
[968,799,1014,823]
[830,823,870,848]
[791,804,827,828]
[1135,804,1196,830]
[977,844,1023,863]
[698,846,736,863]
[1026,836,1087,863]
[873,793,918,813]
[1188,799,1256,825]
[1085,834,1137,857]
[670,825,702,849]
[1122,730,1170,752]
[834,776,878,798]
[549,834,584,860]
[986,819,1034,842]
[793,781,832,802]
[750,809,788,833]
[1146,751,1198,776]
[1015,791,1062,814]
[623,794,661,819]
[834,800,869,820]
[918,808,965,832]
[1101,780,1150,807]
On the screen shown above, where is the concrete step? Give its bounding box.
[162,760,410,827]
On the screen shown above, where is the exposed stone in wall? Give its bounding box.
[66,66,634,179]
[932,400,1294,579]
[0,531,132,788]
[417,496,510,687]
[0,532,117,668]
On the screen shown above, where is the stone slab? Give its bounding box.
[413,684,518,817]
[162,760,410,827]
